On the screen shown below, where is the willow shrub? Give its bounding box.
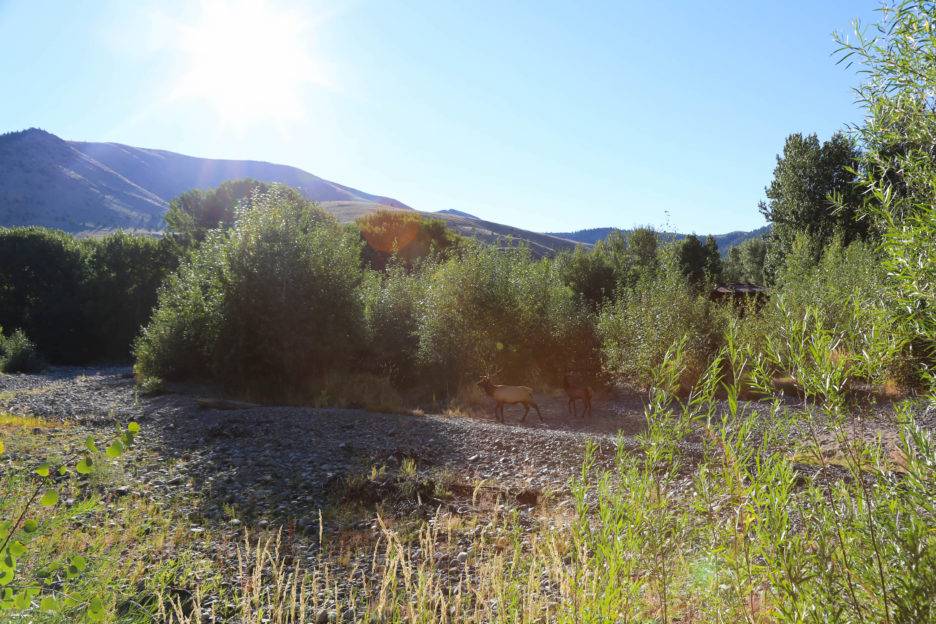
[362,262,428,388]
[598,272,724,390]
[135,188,365,399]
[416,243,598,394]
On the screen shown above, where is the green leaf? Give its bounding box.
[58,465,68,476]
[0,566,14,587]
[8,542,25,559]
[127,421,140,433]
[0,440,4,454]
[35,463,51,478]
[39,490,58,507]
[76,457,94,475]
[86,597,105,622]
[105,440,124,458]
[84,436,98,454]
[12,589,28,610]
[70,555,87,572]
[22,520,38,534]
[39,596,59,612]
[0,521,10,541]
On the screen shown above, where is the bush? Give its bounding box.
[357,210,461,271]
[598,271,724,389]
[362,262,428,387]
[0,328,45,373]
[82,232,179,361]
[135,187,366,400]
[0,227,179,365]
[417,243,598,394]
[0,228,86,362]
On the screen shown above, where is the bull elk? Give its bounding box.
[563,373,592,418]
[477,376,543,424]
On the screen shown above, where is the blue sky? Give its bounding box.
[0,0,878,234]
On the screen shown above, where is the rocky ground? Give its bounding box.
[2,367,929,521]
[0,367,649,522]
[1,367,930,620]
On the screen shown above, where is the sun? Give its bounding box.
[170,0,326,126]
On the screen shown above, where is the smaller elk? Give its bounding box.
[563,373,592,418]
[477,376,543,424]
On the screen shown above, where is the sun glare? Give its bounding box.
[170,0,326,126]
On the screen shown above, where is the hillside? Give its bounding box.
[548,225,771,252]
[0,128,409,232]
[0,128,579,255]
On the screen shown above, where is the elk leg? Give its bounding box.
[521,403,530,422]
[586,398,592,418]
[532,401,543,421]
[568,398,576,418]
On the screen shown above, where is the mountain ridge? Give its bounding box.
[548,225,771,252]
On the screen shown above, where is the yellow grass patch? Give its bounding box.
[0,412,60,429]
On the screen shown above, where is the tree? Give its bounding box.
[723,238,767,284]
[758,132,866,280]
[356,210,461,271]
[673,234,721,287]
[164,179,273,248]
[835,0,936,379]
[703,235,723,283]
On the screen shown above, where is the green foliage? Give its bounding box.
[0,227,87,362]
[164,178,273,249]
[362,262,427,387]
[356,210,462,271]
[722,236,767,284]
[835,0,936,384]
[0,329,45,374]
[597,272,724,389]
[418,242,598,391]
[759,132,867,281]
[671,234,723,287]
[136,186,365,398]
[0,422,139,620]
[81,232,179,361]
[0,228,178,365]
[556,227,661,307]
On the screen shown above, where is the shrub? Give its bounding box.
[362,262,427,387]
[133,231,226,382]
[82,232,179,361]
[135,187,366,400]
[0,328,45,373]
[598,271,724,389]
[417,243,598,394]
[164,178,273,249]
[356,210,461,271]
[0,227,87,362]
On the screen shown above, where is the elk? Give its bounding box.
[477,376,543,424]
[563,373,592,418]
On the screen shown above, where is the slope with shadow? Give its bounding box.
[70,139,410,210]
[0,128,578,254]
[0,128,166,232]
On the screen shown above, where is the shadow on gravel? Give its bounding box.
[143,386,648,536]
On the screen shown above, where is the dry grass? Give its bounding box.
[0,411,60,429]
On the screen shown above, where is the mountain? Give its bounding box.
[0,128,579,255]
[548,226,771,252]
[0,128,409,232]
[435,209,479,220]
